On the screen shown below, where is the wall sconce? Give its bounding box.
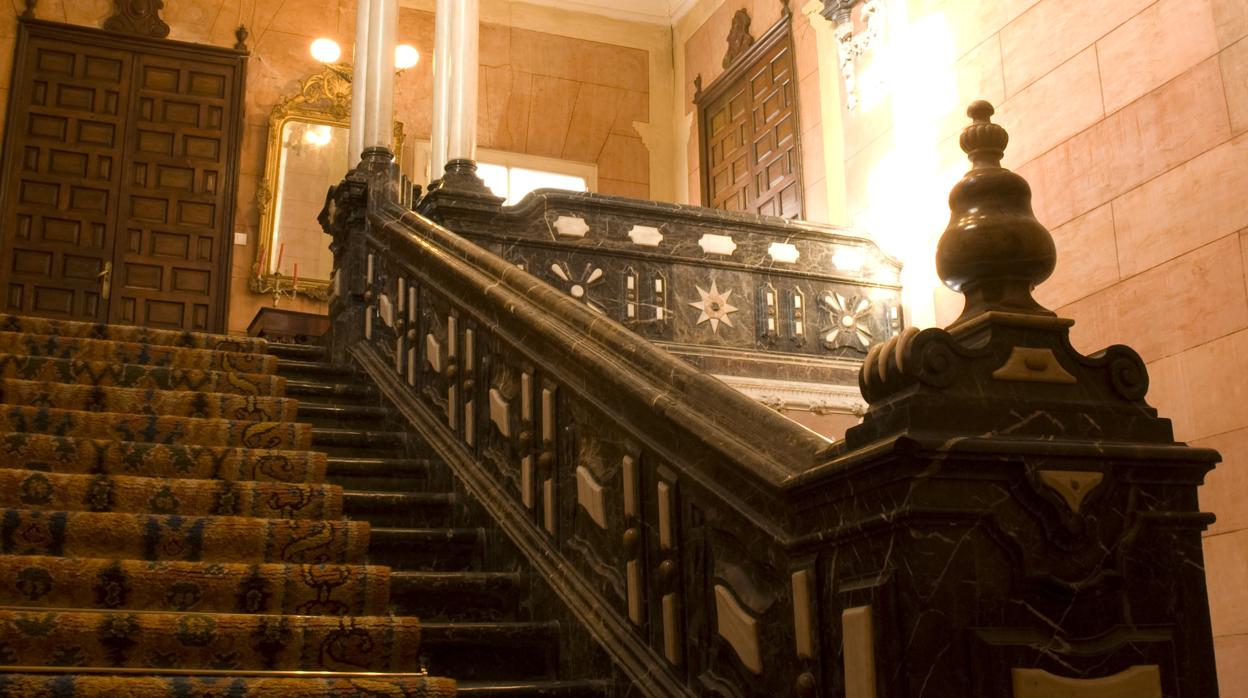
[310,38,342,64]
[310,39,419,75]
[395,44,420,72]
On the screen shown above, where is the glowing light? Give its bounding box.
[303,124,333,147]
[310,38,342,64]
[395,44,420,70]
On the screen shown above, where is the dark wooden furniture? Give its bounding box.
[696,7,803,219]
[0,18,246,332]
[246,307,330,344]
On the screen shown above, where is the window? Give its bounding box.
[414,144,596,205]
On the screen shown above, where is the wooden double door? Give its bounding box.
[0,19,245,332]
[698,13,803,219]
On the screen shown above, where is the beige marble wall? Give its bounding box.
[3,0,652,333]
[819,0,1248,690]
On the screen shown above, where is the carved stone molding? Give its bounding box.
[821,0,886,110]
[723,9,757,69]
[103,0,171,39]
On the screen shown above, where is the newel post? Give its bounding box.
[832,102,1220,696]
[322,149,396,364]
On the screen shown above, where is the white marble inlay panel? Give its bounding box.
[698,233,737,256]
[714,584,762,674]
[768,242,800,263]
[575,465,607,529]
[552,215,590,238]
[628,225,663,247]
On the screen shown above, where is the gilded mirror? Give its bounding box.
[251,64,403,300]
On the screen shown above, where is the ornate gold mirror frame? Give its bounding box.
[250,63,404,301]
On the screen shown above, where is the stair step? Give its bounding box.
[263,343,328,362]
[457,680,612,697]
[344,491,455,527]
[276,359,360,380]
[297,402,397,428]
[283,378,379,403]
[311,427,410,456]
[325,456,435,489]
[390,571,525,621]
[422,621,559,681]
[369,527,482,570]
[0,669,457,696]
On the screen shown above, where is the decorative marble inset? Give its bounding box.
[378,294,394,327]
[993,347,1078,385]
[550,262,606,313]
[690,281,739,333]
[1012,665,1161,698]
[821,292,872,351]
[791,569,815,659]
[553,215,590,238]
[698,233,738,256]
[489,388,512,438]
[1038,470,1104,514]
[575,465,607,528]
[628,225,663,247]
[714,584,763,674]
[842,606,877,698]
[768,242,800,263]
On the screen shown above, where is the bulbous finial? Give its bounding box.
[936,101,1057,327]
[961,100,1008,169]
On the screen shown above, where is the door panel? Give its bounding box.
[111,54,237,331]
[0,38,131,321]
[0,20,245,332]
[699,19,803,220]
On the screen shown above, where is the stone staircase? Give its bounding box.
[268,343,614,697]
[0,314,612,697]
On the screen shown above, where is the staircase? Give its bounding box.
[0,314,611,696]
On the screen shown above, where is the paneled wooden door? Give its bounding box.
[0,19,246,332]
[697,13,803,219]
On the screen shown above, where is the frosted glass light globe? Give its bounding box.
[395,44,420,70]
[310,38,342,64]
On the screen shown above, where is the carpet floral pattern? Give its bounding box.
[0,433,328,483]
[0,379,298,422]
[0,317,455,695]
[0,354,284,396]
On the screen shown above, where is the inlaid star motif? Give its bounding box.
[689,281,739,333]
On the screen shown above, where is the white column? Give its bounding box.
[362,0,397,151]
[348,0,372,163]
[430,0,455,177]
[446,0,479,163]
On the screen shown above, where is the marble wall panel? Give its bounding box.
[1020,58,1230,230]
[1060,234,1248,365]
[1222,35,1248,136]
[996,47,1104,169]
[998,0,1152,95]
[1096,0,1220,113]
[1032,204,1119,311]
[1112,133,1248,277]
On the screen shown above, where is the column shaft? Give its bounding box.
[363,0,397,150]
[430,0,455,177]
[348,0,372,162]
[446,0,479,163]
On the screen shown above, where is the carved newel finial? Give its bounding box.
[936,100,1057,327]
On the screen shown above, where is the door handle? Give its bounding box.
[98,261,112,301]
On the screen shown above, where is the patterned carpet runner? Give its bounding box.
[0,316,455,696]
